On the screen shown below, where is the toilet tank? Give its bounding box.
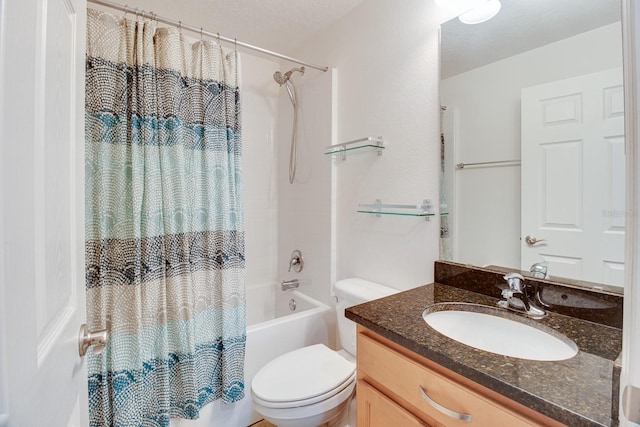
[335,278,399,356]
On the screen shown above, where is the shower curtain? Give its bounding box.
[84,9,245,426]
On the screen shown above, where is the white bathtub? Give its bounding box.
[172,283,333,427]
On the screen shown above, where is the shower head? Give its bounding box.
[273,66,305,85]
[273,71,287,85]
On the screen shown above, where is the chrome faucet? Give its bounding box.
[281,279,300,291]
[288,249,304,273]
[498,272,546,319]
[530,262,549,279]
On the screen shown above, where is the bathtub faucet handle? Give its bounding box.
[288,250,304,273]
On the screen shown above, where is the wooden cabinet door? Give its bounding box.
[357,380,437,427]
[357,329,565,427]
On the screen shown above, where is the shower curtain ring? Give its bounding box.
[234,38,237,50]
[200,27,203,41]
[178,20,182,32]
[123,4,128,18]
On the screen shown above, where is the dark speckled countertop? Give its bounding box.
[346,278,623,426]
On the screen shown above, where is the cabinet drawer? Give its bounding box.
[357,379,433,427]
[357,331,553,427]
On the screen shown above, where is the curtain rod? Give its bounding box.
[87,0,329,72]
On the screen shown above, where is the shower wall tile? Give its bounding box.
[240,54,281,289]
[245,208,279,287]
[277,69,335,307]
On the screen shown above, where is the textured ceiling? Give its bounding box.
[441,0,621,79]
[102,0,365,56]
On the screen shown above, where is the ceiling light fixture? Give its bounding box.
[458,0,502,24]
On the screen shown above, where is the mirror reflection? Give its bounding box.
[439,0,624,291]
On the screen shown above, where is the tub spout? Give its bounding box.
[281,279,300,291]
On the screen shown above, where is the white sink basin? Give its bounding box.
[423,303,578,361]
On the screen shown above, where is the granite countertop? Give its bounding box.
[346,282,623,427]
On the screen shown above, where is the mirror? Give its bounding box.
[439,0,624,292]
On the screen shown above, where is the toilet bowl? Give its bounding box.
[251,344,356,427]
[251,278,398,427]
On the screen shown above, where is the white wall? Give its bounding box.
[293,0,443,291]
[441,22,623,269]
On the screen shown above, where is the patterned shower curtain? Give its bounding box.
[84,9,245,426]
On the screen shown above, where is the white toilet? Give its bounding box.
[251,278,398,427]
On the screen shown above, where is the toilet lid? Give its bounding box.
[251,344,356,403]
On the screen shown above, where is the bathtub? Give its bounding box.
[172,283,333,427]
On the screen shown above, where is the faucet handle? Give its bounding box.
[503,272,524,291]
[288,250,304,273]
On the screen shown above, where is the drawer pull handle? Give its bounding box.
[419,386,472,422]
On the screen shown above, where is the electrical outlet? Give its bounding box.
[623,385,640,423]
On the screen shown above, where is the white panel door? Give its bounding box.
[521,68,625,287]
[0,0,88,425]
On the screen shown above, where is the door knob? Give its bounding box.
[78,324,108,357]
[524,235,547,246]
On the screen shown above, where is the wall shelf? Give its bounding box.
[357,199,434,221]
[324,136,385,159]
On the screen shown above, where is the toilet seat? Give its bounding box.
[252,376,356,427]
[252,372,355,409]
[251,344,356,409]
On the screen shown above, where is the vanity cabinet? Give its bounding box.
[356,326,565,427]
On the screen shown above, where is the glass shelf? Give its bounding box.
[324,136,385,159]
[357,209,436,217]
[357,199,434,221]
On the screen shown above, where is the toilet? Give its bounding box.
[251,278,398,427]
